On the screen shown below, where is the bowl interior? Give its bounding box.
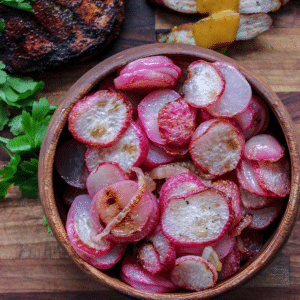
[39,44,300,300]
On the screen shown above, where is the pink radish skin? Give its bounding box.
[190,120,244,176]
[207,62,252,117]
[66,195,115,257]
[244,134,285,161]
[68,90,133,148]
[182,60,225,108]
[171,255,218,291]
[252,156,291,197]
[121,251,179,293]
[85,121,149,176]
[233,106,254,132]
[138,89,181,145]
[244,95,269,140]
[161,188,232,247]
[86,162,128,199]
[55,139,89,189]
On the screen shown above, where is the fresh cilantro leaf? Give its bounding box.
[0,0,35,13]
[43,216,53,235]
[8,115,23,135]
[0,18,5,37]
[0,102,10,130]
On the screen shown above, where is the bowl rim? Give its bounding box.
[38,43,300,300]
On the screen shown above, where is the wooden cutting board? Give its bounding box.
[0,0,300,299]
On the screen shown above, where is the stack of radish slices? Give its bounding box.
[54,56,291,293]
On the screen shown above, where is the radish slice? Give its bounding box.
[171,255,218,291]
[230,213,253,237]
[252,156,291,197]
[202,246,222,272]
[242,201,283,230]
[207,62,252,117]
[138,89,181,145]
[211,232,235,260]
[233,106,254,132]
[190,120,244,176]
[86,162,128,199]
[149,163,190,180]
[182,60,225,108]
[161,188,231,247]
[66,195,115,257]
[55,139,89,189]
[68,90,132,148]
[85,121,149,175]
[158,99,196,147]
[244,95,269,140]
[244,134,285,161]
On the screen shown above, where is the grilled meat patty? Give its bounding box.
[0,0,125,73]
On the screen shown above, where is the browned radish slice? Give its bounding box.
[211,179,242,227]
[135,225,176,274]
[240,185,279,210]
[244,134,285,161]
[252,156,291,197]
[86,162,128,199]
[121,251,179,293]
[158,99,196,148]
[238,228,264,261]
[68,90,133,148]
[206,62,252,117]
[85,121,149,175]
[230,213,253,237]
[170,255,218,291]
[149,163,190,180]
[159,173,207,211]
[233,106,254,132]
[66,195,115,257]
[182,60,225,108]
[138,89,181,145]
[242,201,283,230]
[202,246,222,271]
[244,95,269,140]
[218,244,241,281]
[55,139,89,189]
[63,185,88,207]
[236,158,272,196]
[161,188,231,247]
[190,120,244,176]
[144,172,157,192]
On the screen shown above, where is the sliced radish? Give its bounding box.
[158,99,196,148]
[170,255,218,291]
[86,162,128,199]
[197,109,214,123]
[121,251,179,293]
[149,163,190,180]
[252,156,291,197]
[230,213,253,237]
[68,90,132,148]
[161,188,231,247]
[244,134,285,161]
[66,195,115,257]
[202,246,222,272]
[206,62,252,117]
[182,60,225,108]
[240,185,279,210]
[244,95,269,140]
[211,232,235,260]
[190,120,244,176]
[144,172,157,192]
[55,139,89,189]
[211,179,242,227]
[138,89,181,145]
[85,121,149,175]
[242,201,283,230]
[233,106,254,132]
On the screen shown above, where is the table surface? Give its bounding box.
[1,0,300,299]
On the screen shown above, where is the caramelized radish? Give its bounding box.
[68,90,132,148]
[202,246,222,272]
[182,60,225,108]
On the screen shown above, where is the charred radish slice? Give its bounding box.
[121,251,179,293]
[182,60,225,108]
[55,139,89,189]
[206,62,252,117]
[68,90,133,148]
[85,121,148,175]
[158,99,196,148]
[190,120,244,176]
[114,56,181,93]
[86,162,128,199]
[170,255,218,291]
[66,195,115,258]
[244,134,285,161]
[161,188,231,247]
[252,156,291,197]
[138,89,182,145]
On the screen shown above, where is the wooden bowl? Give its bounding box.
[38,43,300,299]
